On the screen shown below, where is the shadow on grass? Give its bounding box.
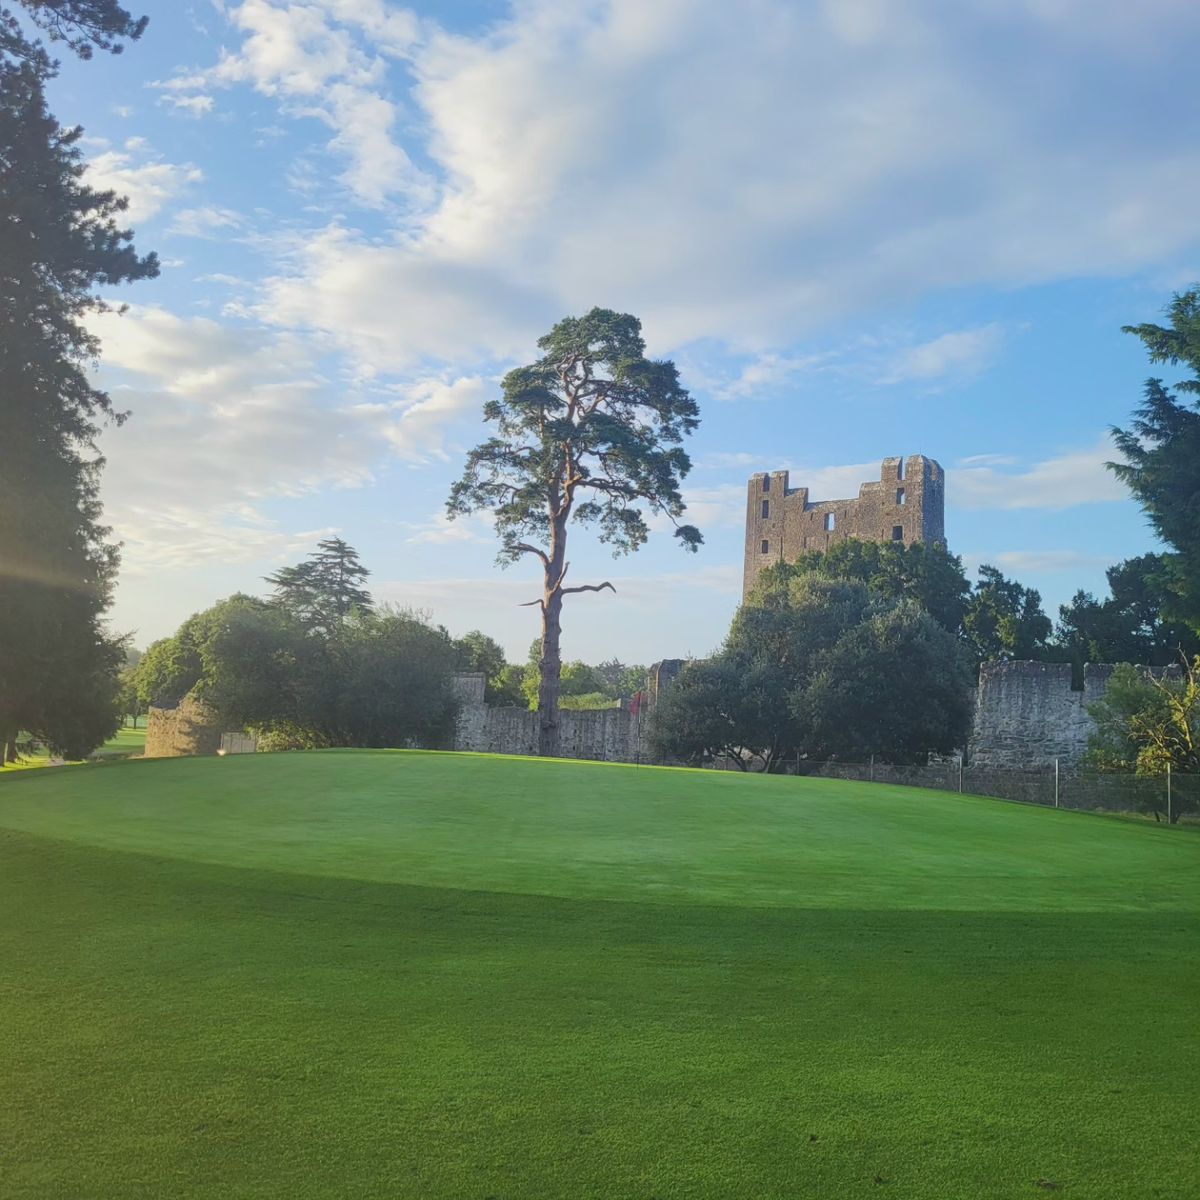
[2,829,1197,1200]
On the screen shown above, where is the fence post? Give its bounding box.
[958,755,963,794]
[1167,762,1172,825]
[1054,758,1059,808]
[870,754,875,783]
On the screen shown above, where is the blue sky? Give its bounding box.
[49,0,1200,663]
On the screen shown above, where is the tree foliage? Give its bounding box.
[448,308,701,755]
[755,540,971,635]
[650,573,973,770]
[1086,658,1199,822]
[963,565,1052,662]
[1109,289,1200,628]
[135,597,460,752]
[1054,553,1200,674]
[2,1,146,66]
[0,0,154,765]
[753,539,1051,669]
[265,537,373,635]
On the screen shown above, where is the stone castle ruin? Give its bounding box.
[743,455,945,599]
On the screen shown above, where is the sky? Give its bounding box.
[43,0,1200,664]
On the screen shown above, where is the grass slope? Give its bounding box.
[1,751,1197,1199]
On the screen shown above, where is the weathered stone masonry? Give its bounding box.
[743,455,945,600]
[968,660,1116,768]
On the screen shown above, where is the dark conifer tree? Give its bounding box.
[0,2,155,762]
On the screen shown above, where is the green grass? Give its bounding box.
[1,751,1197,1199]
[2,722,146,770]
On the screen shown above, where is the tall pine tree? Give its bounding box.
[0,2,156,762]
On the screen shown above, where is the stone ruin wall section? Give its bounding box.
[743,454,945,600]
[144,694,224,759]
[969,660,1118,768]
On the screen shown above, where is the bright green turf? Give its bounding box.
[1,751,1197,1199]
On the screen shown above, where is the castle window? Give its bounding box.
[892,525,904,541]
[761,539,770,554]
[896,487,906,505]
[897,458,906,480]
[762,476,770,492]
[761,499,769,518]
[824,512,835,531]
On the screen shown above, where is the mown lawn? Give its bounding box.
[2,722,146,770]
[1,751,1196,1198]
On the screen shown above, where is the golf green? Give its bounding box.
[1,751,1196,1198]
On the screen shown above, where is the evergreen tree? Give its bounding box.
[265,538,373,634]
[0,2,155,763]
[1109,289,1200,628]
[448,308,701,756]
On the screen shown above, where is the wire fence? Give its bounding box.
[707,755,1200,824]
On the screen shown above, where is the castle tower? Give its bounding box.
[742,455,945,600]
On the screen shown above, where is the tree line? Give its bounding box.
[122,539,648,751]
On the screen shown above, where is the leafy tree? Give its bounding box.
[521,657,609,711]
[490,663,529,708]
[204,606,460,751]
[792,601,974,763]
[1086,658,1199,822]
[453,630,509,701]
[0,1,154,765]
[964,565,1052,662]
[116,664,141,727]
[138,598,461,752]
[754,539,972,636]
[447,308,702,756]
[594,657,649,699]
[650,574,973,769]
[1109,289,1200,627]
[265,538,373,634]
[649,656,776,769]
[131,596,266,709]
[1053,554,1200,673]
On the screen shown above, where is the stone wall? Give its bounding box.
[144,694,225,759]
[453,700,650,762]
[968,660,1117,768]
[743,454,945,599]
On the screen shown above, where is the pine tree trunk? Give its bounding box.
[538,587,563,758]
[3,730,18,765]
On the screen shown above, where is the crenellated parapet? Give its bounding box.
[742,455,944,600]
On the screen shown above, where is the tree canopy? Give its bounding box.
[0,0,154,765]
[1086,658,1199,822]
[650,573,974,770]
[265,537,373,635]
[1109,289,1200,628]
[751,540,1052,669]
[447,308,701,755]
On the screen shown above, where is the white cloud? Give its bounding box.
[224,0,1200,368]
[985,549,1113,573]
[168,205,245,238]
[257,224,551,370]
[89,307,382,574]
[951,436,1128,510]
[163,93,215,115]
[403,512,492,545]
[351,374,488,462]
[880,324,1006,384]
[716,352,828,399]
[85,141,203,224]
[162,0,428,207]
